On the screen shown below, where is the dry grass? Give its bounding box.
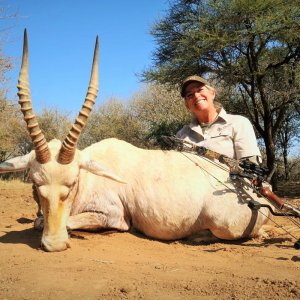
[0,179,30,190]
[278,181,300,198]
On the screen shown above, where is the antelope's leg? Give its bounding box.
[67,212,130,232]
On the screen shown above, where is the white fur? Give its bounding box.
[0,138,271,251]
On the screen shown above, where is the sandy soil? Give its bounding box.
[0,180,300,300]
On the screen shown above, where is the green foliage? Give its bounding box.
[144,0,300,84]
[79,84,190,149]
[143,0,300,188]
[1,82,188,163]
[277,156,300,182]
[0,1,298,187]
[129,83,190,147]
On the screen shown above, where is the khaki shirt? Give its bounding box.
[176,108,261,160]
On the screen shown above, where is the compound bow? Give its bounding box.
[161,135,300,249]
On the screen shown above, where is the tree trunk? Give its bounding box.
[264,135,278,191]
[283,147,290,181]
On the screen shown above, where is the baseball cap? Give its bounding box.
[181,75,208,97]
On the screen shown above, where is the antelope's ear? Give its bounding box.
[79,159,126,184]
[0,152,34,174]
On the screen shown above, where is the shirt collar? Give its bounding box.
[217,107,228,123]
[187,107,229,136]
[190,107,228,126]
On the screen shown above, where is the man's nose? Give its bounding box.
[192,90,201,98]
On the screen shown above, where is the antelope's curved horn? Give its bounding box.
[17,29,51,164]
[57,36,99,164]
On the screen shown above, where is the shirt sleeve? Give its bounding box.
[176,125,188,139]
[233,116,261,160]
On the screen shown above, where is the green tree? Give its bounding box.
[129,83,190,147]
[79,84,190,150]
[276,109,300,181]
[143,0,300,188]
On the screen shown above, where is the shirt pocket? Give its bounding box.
[210,126,233,139]
[203,126,235,158]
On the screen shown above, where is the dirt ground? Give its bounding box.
[0,180,300,300]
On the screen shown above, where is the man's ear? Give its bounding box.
[184,99,190,110]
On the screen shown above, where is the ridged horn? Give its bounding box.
[17,29,51,164]
[57,36,99,164]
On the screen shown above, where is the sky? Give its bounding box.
[1,0,169,115]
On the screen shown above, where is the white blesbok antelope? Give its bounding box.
[0,30,272,252]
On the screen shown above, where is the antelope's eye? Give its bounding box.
[65,179,77,189]
[33,180,43,188]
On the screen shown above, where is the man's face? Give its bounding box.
[184,82,216,113]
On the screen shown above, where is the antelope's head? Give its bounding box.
[0,30,123,252]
